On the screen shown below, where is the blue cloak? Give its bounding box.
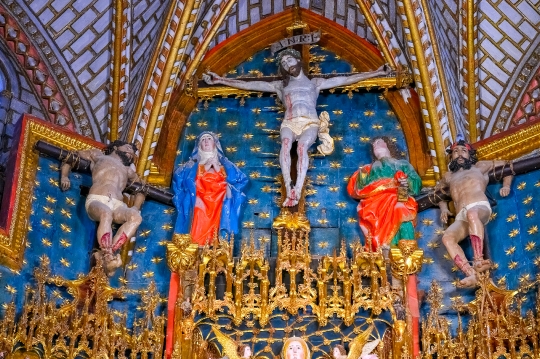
[172,132,249,238]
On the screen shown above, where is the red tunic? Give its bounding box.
[347,171,417,249]
[190,165,227,245]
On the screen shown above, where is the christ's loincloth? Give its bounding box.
[455,200,491,224]
[280,116,319,136]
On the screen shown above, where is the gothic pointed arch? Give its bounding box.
[153,8,431,186]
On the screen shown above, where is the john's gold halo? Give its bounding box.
[282,337,310,359]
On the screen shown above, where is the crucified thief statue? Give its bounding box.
[60,140,145,276]
[204,48,390,207]
[438,139,513,287]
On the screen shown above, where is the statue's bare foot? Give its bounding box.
[283,196,296,207]
[473,259,492,273]
[282,187,299,207]
[283,184,293,206]
[456,274,478,288]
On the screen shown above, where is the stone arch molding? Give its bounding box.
[0,2,101,139]
[154,8,431,186]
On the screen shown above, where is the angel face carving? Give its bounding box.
[286,340,305,359]
[332,345,346,359]
[238,345,252,359]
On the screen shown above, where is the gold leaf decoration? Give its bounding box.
[59,239,71,248]
[60,208,71,218]
[136,246,147,253]
[60,258,70,267]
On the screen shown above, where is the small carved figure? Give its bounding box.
[213,327,255,359]
[330,326,380,359]
[60,140,145,276]
[282,337,310,359]
[204,49,389,207]
[180,297,192,318]
[332,344,347,359]
[173,132,248,246]
[437,138,513,287]
[358,340,380,359]
[347,137,422,249]
[237,345,252,359]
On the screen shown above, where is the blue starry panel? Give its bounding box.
[0,155,172,324]
[177,45,407,257]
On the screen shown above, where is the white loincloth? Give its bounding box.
[317,111,334,155]
[280,113,335,155]
[280,116,320,136]
[455,200,492,224]
[86,194,127,212]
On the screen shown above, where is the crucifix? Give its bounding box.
[202,7,390,207]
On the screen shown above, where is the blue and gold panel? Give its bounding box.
[176,45,407,257]
[196,310,390,359]
[0,153,172,319]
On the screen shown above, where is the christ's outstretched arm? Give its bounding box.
[317,65,390,90]
[203,71,280,93]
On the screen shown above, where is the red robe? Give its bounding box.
[347,170,418,249]
[190,165,227,245]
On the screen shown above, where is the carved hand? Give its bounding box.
[203,71,221,85]
[499,186,511,197]
[60,176,71,191]
[377,64,391,75]
[439,207,453,223]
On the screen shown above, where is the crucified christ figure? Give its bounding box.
[204,48,389,207]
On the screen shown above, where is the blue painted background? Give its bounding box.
[177,46,408,258]
[0,44,539,356]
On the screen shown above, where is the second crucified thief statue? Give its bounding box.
[204,48,389,207]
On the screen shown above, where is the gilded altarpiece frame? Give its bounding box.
[0,115,102,270]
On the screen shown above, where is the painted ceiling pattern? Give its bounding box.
[512,64,540,126]
[424,0,463,136]
[478,0,540,137]
[2,0,108,139]
[210,0,378,49]
[121,0,173,140]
